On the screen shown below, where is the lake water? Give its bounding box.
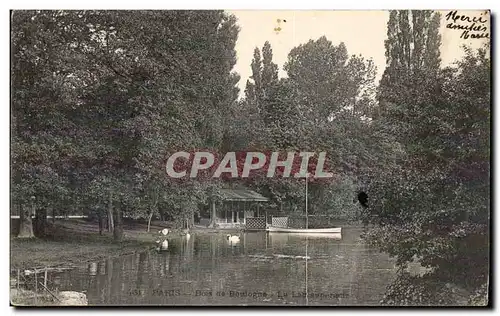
[48,228,397,306]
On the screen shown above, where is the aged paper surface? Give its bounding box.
[10,10,490,306]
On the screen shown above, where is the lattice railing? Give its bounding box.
[271,216,289,228]
[246,217,266,230]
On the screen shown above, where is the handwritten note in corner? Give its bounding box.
[445,10,490,40]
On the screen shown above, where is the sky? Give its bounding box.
[227,10,490,97]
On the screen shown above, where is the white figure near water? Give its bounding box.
[156,228,169,251]
[159,228,169,236]
[226,234,240,245]
[156,239,169,251]
[182,228,191,241]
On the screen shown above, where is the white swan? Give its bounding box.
[156,239,169,250]
[159,228,169,236]
[182,229,191,240]
[226,234,240,243]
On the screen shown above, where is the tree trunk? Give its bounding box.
[147,187,159,232]
[107,191,114,232]
[209,200,216,228]
[113,205,123,242]
[98,211,104,235]
[17,204,34,238]
[35,208,48,237]
[147,210,154,233]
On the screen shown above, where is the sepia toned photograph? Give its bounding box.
[9,9,490,307]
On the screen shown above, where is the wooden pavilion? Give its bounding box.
[208,188,269,229]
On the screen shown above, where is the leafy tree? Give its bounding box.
[378,10,442,120]
[363,31,490,305]
[11,10,92,237]
[233,36,380,217]
[356,11,489,304]
[11,10,241,240]
[284,36,376,122]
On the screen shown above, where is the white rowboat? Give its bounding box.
[266,226,342,234]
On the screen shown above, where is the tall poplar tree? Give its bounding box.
[378,10,442,121]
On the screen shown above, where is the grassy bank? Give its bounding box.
[10,219,172,271]
[10,218,243,271]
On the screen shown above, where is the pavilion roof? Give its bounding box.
[219,188,269,202]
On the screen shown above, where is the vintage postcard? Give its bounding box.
[10,9,490,307]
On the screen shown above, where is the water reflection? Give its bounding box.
[50,228,396,306]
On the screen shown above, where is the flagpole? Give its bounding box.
[305,175,309,304]
[305,173,308,230]
[305,236,309,305]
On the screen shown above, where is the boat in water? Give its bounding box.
[265,174,342,236]
[266,226,341,234]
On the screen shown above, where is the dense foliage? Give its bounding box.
[11,10,240,238]
[11,10,489,305]
[360,10,490,305]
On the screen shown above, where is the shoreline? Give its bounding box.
[10,219,361,274]
[10,219,247,273]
